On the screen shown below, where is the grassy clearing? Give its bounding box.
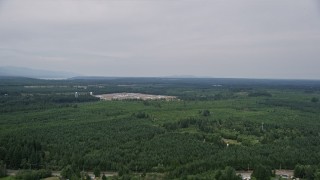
[0,177,15,180]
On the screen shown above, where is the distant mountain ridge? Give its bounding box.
[0,66,80,79]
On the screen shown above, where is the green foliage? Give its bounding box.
[311,97,319,103]
[251,164,272,180]
[85,173,91,180]
[294,164,316,179]
[61,165,80,179]
[0,139,44,169]
[315,171,320,180]
[200,109,211,117]
[0,176,15,180]
[132,111,149,119]
[294,164,305,178]
[0,148,6,161]
[102,173,107,180]
[0,161,6,177]
[15,169,51,180]
[215,166,242,180]
[93,167,101,178]
[118,166,129,177]
[1,77,320,178]
[248,91,272,97]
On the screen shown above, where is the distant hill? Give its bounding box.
[0,66,80,79]
[69,76,119,80]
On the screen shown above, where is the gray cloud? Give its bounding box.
[0,0,320,79]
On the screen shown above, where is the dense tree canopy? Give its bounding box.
[1,77,320,178]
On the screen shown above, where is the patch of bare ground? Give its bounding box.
[95,93,176,101]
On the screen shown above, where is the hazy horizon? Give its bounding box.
[1,0,320,79]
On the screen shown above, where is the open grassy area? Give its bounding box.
[0,177,15,180]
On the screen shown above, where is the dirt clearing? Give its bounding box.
[95,93,176,101]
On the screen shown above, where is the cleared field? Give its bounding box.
[0,177,15,180]
[95,93,176,101]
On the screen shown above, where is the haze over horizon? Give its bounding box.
[1,0,320,79]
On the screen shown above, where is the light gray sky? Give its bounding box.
[1,0,320,79]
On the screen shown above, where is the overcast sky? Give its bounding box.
[0,0,320,79]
